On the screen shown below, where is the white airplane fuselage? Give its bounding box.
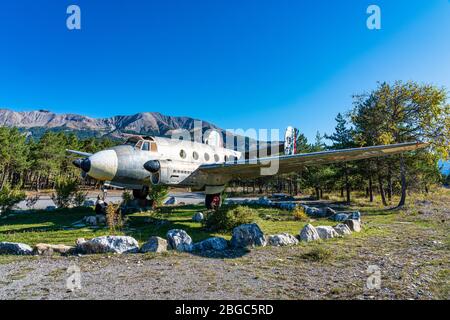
[81,136,241,194]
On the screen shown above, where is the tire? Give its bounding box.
[205,193,221,210]
[132,188,149,200]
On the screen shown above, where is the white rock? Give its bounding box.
[315,226,339,239]
[167,229,193,252]
[333,223,352,236]
[192,212,204,222]
[344,219,361,232]
[193,237,228,251]
[164,197,177,205]
[141,236,168,253]
[84,216,98,225]
[299,224,320,242]
[268,233,299,246]
[0,242,33,255]
[231,223,266,248]
[76,236,139,254]
[332,213,349,221]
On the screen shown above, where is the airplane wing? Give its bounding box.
[66,149,93,157]
[198,142,428,179]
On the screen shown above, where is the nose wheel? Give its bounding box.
[205,194,222,210]
[132,187,149,200]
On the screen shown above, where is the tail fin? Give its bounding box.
[284,126,298,155]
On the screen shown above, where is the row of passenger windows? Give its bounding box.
[173,169,192,175]
[179,150,234,162]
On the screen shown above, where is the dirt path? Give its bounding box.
[1,196,448,300]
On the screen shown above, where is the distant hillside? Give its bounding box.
[0,108,267,151]
[0,108,223,139]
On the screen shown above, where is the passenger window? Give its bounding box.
[204,153,210,161]
[180,149,187,159]
[142,142,150,151]
[224,155,228,162]
[193,151,199,160]
[214,154,220,162]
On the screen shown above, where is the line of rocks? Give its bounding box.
[0,217,361,256]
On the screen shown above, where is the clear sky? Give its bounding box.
[1,0,449,142]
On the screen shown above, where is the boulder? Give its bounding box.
[257,197,272,206]
[315,226,339,239]
[333,223,352,236]
[348,211,361,221]
[141,236,168,253]
[33,243,74,255]
[231,223,266,248]
[332,213,349,222]
[325,207,337,216]
[0,242,33,255]
[344,219,361,232]
[166,229,193,252]
[306,206,321,216]
[268,233,299,246]
[83,200,95,207]
[164,197,177,205]
[299,224,320,242]
[45,206,57,211]
[192,212,204,222]
[84,216,98,226]
[193,237,228,251]
[96,215,106,224]
[76,236,139,254]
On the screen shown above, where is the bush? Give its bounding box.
[73,191,88,207]
[105,202,124,233]
[148,185,169,207]
[0,183,26,213]
[293,207,309,221]
[301,247,332,262]
[122,190,132,205]
[203,205,256,231]
[50,177,79,208]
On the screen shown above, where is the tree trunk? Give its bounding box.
[378,175,387,206]
[398,155,407,207]
[315,187,320,200]
[387,166,392,201]
[368,175,374,202]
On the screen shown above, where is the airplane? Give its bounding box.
[67,128,428,210]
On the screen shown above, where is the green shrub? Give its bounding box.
[148,185,169,207]
[0,183,26,213]
[203,205,256,231]
[301,247,332,262]
[122,190,132,205]
[50,177,79,208]
[73,191,88,207]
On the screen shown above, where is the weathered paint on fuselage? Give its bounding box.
[86,136,241,191]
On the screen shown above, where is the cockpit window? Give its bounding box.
[135,141,143,149]
[142,142,150,151]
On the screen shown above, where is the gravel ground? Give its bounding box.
[0,197,448,300]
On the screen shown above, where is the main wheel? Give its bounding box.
[132,187,149,200]
[205,194,221,210]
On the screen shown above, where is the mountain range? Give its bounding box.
[0,108,223,140]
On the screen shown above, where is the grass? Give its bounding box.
[0,189,448,249]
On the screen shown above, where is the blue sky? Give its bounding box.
[1,0,449,142]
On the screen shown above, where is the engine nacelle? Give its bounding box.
[144,159,196,186]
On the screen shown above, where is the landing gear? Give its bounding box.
[205,193,222,211]
[132,186,149,200]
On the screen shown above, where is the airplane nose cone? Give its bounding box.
[73,158,91,172]
[85,150,118,181]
